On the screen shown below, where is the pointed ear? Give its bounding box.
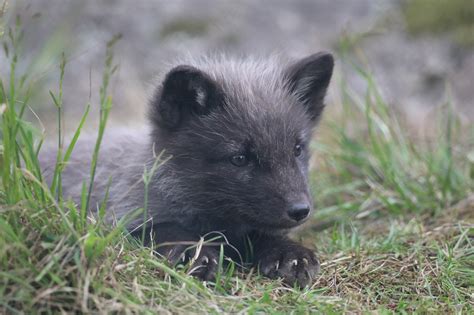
[151,65,223,130]
[285,52,334,121]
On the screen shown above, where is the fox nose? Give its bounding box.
[287,203,310,222]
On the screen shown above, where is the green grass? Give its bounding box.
[1,13,474,314]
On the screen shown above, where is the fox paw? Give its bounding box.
[257,244,320,288]
[186,246,219,281]
[161,244,219,282]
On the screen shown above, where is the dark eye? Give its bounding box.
[294,144,303,157]
[230,154,248,167]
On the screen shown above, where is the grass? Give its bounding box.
[1,13,474,314]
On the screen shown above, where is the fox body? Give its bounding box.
[41,53,334,287]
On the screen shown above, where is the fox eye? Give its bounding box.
[294,144,303,157]
[230,154,248,167]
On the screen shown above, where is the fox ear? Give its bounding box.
[152,65,223,130]
[286,52,334,121]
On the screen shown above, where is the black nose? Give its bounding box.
[287,203,310,222]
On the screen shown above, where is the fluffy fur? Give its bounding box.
[41,52,334,287]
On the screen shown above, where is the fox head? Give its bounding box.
[150,53,334,231]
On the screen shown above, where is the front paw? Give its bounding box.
[257,243,320,288]
[186,246,220,281]
[160,244,219,282]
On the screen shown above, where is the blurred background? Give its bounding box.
[2,0,474,135]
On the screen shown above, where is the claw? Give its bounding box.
[202,256,209,264]
[291,259,298,267]
[302,258,309,266]
[275,260,280,270]
[212,258,218,265]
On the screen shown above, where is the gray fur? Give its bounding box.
[40,52,334,287]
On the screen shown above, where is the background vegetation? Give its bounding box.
[403,0,474,47]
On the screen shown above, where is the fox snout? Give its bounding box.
[287,202,311,222]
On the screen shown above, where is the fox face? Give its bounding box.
[150,53,334,231]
